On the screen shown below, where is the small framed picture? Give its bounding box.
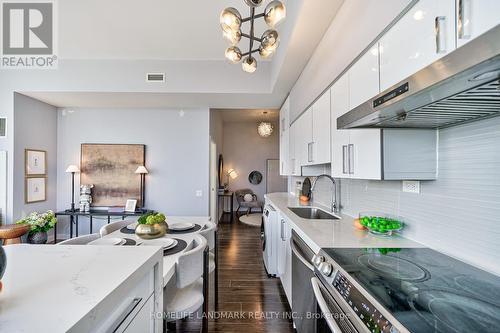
[25,149,47,176]
[125,199,137,212]
[25,177,47,203]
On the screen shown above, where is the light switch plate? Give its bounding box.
[195,190,203,197]
[402,180,420,194]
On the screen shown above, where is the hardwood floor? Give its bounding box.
[174,213,294,332]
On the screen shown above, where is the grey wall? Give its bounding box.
[13,94,58,220]
[297,116,500,276]
[222,121,280,207]
[288,0,412,122]
[56,107,210,238]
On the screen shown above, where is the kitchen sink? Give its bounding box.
[288,207,340,220]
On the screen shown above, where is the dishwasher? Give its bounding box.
[291,230,317,333]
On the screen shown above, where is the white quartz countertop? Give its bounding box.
[265,193,423,253]
[0,244,163,333]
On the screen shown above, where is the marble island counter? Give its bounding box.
[265,192,423,253]
[0,244,164,333]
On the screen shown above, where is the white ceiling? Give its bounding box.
[213,108,279,123]
[20,0,344,109]
[59,0,283,60]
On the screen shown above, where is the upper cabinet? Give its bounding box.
[279,97,291,176]
[311,91,331,165]
[379,0,456,91]
[456,0,500,47]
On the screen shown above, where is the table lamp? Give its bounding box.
[65,165,80,211]
[135,166,149,208]
[225,168,238,190]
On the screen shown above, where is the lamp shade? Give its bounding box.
[65,165,80,173]
[135,166,149,174]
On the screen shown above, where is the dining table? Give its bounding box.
[91,216,213,287]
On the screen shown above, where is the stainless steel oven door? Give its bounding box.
[311,277,359,333]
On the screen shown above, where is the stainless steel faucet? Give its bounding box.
[311,174,339,214]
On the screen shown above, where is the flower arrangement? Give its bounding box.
[16,210,57,234]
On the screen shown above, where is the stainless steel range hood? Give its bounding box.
[338,24,500,129]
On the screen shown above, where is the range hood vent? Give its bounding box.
[338,24,500,130]
[146,73,165,82]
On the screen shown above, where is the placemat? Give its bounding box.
[123,238,136,246]
[167,224,202,234]
[163,239,188,256]
[120,226,136,234]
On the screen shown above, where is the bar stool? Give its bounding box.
[0,224,30,245]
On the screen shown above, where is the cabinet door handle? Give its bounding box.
[458,0,471,39]
[435,16,447,53]
[291,159,295,175]
[307,142,314,163]
[348,144,354,175]
[280,219,285,241]
[109,297,142,332]
[342,145,348,174]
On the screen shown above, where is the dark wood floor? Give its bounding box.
[174,213,294,332]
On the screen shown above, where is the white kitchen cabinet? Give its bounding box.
[456,0,500,48]
[311,91,331,165]
[122,295,155,333]
[331,49,383,180]
[379,0,456,91]
[295,108,313,167]
[279,97,291,175]
[289,122,300,176]
[277,214,292,306]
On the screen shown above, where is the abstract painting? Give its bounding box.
[81,144,145,207]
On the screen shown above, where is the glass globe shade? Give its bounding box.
[244,0,264,8]
[242,56,257,73]
[264,0,286,27]
[225,46,242,63]
[261,29,279,53]
[258,45,274,58]
[223,29,241,45]
[257,122,274,137]
[220,7,242,33]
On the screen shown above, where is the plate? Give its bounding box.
[90,237,126,246]
[125,223,137,230]
[169,222,195,231]
[142,238,177,250]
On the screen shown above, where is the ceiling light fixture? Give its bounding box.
[258,122,274,137]
[220,0,286,73]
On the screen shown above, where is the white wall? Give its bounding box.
[56,107,210,237]
[13,94,58,220]
[288,0,413,121]
[222,121,280,208]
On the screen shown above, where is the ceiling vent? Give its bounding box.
[146,73,165,83]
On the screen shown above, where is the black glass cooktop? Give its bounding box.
[322,248,500,333]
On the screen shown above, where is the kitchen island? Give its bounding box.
[0,244,163,333]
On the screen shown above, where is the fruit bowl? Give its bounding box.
[359,212,404,236]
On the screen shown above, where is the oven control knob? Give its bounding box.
[319,262,334,277]
[312,255,325,267]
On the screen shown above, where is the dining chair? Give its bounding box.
[99,219,135,237]
[164,234,208,332]
[199,222,218,310]
[57,233,100,245]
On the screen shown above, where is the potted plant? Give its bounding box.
[16,210,57,244]
[135,212,168,240]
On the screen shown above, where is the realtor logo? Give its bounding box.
[1,1,57,69]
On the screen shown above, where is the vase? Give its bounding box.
[27,231,48,244]
[135,222,168,240]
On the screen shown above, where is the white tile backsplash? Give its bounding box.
[290,116,500,275]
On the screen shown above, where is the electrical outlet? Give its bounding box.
[195,190,203,197]
[402,180,420,194]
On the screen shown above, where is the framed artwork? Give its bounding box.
[81,144,145,207]
[25,177,47,203]
[125,199,137,212]
[25,149,47,176]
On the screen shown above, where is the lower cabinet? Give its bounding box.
[277,214,292,306]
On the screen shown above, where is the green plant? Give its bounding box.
[16,210,57,234]
[138,212,166,225]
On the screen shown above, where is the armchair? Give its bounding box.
[234,189,263,217]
